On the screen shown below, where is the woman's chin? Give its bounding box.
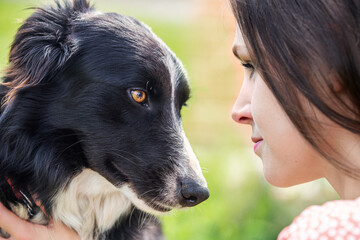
[263,171,323,188]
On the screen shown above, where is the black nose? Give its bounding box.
[180,180,210,207]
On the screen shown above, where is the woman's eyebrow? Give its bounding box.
[232,45,250,62]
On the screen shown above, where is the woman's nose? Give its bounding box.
[232,101,252,124]
[231,82,253,125]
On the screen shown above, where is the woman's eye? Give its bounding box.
[130,90,147,104]
[241,62,256,78]
[241,62,254,70]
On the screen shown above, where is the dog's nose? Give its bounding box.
[180,180,209,207]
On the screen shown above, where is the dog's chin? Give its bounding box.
[148,202,173,213]
[119,184,173,215]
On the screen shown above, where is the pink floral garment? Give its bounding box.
[278,198,360,240]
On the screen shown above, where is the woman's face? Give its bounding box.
[231,27,326,187]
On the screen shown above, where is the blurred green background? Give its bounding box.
[0,0,338,239]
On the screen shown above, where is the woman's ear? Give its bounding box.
[331,80,343,93]
[328,68,344,93]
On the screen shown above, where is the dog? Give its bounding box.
[0,0,209,239]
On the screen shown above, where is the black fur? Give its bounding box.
[0,1,208,239]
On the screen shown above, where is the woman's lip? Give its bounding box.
[251,137,263,144]
[253,139,263,152]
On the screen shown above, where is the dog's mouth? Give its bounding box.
[119,184,174,215]
[149,202,172,213]
[109,160,176,214]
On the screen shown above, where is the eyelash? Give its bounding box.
[241,62,254,70]
[241,62,255,78]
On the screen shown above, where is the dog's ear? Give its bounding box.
[2,0,92,103]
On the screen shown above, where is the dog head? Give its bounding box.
[1,0,208,214]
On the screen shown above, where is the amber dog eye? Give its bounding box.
[130,90,147,103]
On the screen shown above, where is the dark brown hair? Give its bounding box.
[230,0,360,176]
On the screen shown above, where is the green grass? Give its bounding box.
[0,1,337,239]
[0,1,31,71]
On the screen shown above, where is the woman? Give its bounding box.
[230,0,360,238]
[1,0,360,239]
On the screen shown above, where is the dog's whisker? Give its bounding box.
[54,139,85,160]
[128,205,136,228]
[112,151,142,166]
[110,152,143,167]
[201,167,209,173]
[111,149,148,165]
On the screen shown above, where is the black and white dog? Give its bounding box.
[0,0,209,239]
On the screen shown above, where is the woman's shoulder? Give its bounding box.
[278,198,360,240]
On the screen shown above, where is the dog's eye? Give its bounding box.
[130,90,147,104]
